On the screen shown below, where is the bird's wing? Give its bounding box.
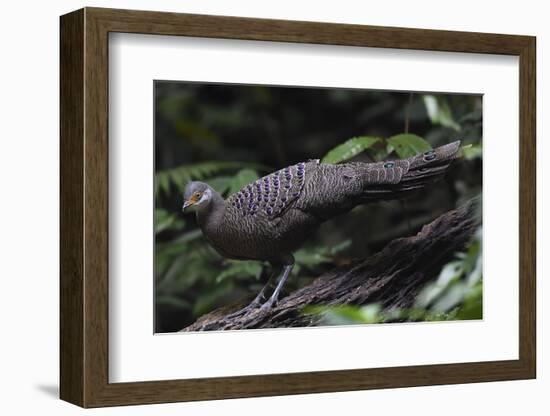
[226,161,315,219]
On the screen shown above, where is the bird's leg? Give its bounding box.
[260,260,294,310]
[247,273,277,308]
[224,270,277,319]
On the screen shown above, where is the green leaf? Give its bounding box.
[228,169,260,195]
[321,136,381,164]
[156,161,271,197]
[422,95,461,131]
[164,228,203,246]
[414,260,463,309]
[294,246,332,270]
[430,281,468,313]
[155,171,171,198]
[205,175,232,195]
[460,143,482,160]
[154,208,185,234]
[386,134,432,159]
[413,225,482,316]
[215,260,263,283]
[370,146,391,162]
[304,304,384,325]
[455,281,483,320]
[328,239,352,255]
[358,304,384,324]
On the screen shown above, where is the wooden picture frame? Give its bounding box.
[60,7,536,408]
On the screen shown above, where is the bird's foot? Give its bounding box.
[224,297,278,321]
[224,299,263,320]
[259,298,277,311]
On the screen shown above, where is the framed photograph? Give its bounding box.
[60,7,536,407]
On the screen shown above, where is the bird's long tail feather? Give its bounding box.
[360,140,461,201]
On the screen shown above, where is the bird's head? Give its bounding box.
[182,181,213,212]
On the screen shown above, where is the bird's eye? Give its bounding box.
[194,192,202,198]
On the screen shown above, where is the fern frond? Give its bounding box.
[155,161,271,197]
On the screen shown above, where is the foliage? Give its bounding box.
[155,161,270,197]
[227,168,260,195]
[305,304,385,325]
[415,227,482,314]
[422,95,462,131]
[321,136,381,164]
[321,133,432,163]
[460,143,483,160]
[154,208,185,234]
[321,131,477,166]
[386,133,432,158]
[292,239,351,275]
[215,260,263,283]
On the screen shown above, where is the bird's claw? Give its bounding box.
[259,299,277,310]
[224,297,277,321]
[224,300,262,320]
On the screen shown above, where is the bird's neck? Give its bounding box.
[196,191,225,236]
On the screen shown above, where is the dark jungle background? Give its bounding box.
[154,82,482,333]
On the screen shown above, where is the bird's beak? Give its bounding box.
[182,197,197,212]
[182,200,192,211]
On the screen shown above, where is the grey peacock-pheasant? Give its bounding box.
[183,140,461,314]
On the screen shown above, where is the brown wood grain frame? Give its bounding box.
[60,7,536,408]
